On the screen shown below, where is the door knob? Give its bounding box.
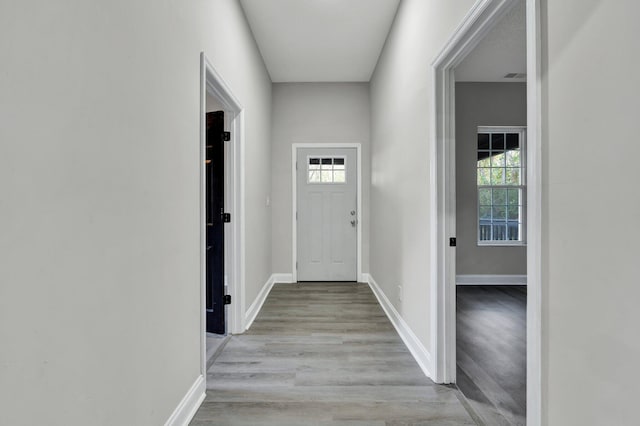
[350,219,357,227]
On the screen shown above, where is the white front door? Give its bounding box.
[297,148,357,281]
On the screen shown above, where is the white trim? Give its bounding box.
[525,0,542,423]
[477,125,527,131]
[456,274,527,286]
[244,275,275,331]
[291,143,363,283]
[430,0,542,424]
[272,273,295,284]
[164,375,205,426]
[366,275,432,379]
[244,273,295,331]
[199,53,246,391]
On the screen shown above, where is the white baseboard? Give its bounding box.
[164,374,205,426]
[244,275,276,331]
[244,273,295,332]
[272,273,294,283]
[365,274,432,379]
[456,274,527,286]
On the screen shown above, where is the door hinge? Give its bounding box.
[296,211,298,221]
[222,213,231,223]
[222,131,231,141]
[296,261,298,270]
[449,237,457,247]
[223,295,231,305]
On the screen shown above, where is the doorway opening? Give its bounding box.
[430,0,541,425]
[204,104,228,367]
[200,53,245,381]
[291,144,363,283]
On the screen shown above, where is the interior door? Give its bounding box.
[206,111,225,334]
[297,147,357,281]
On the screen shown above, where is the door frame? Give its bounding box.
[291,143,363,283]
[429,0,542,425]
[199,53,246,380]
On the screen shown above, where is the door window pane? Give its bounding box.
[307,157,347,184]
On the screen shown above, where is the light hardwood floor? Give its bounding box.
[456,286,527,426]
[191,282,478,425]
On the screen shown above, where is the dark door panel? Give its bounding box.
[206,111,225,334]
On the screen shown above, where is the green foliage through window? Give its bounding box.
[477,129,525,243]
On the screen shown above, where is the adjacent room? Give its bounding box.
[454,2,527,424]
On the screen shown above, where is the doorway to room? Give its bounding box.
[199,53,245,381]
[431,0,541,424]
[203,91,231,370]
[205,109,226,335]
[452,2,528,421]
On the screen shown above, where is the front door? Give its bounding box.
[297,147,357,281]
[206,111,225,334]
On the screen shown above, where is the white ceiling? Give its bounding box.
[455,0,526,82]
[239,0,401,82]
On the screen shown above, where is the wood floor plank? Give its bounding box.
[191,282,477,425]
[456,285,526,426]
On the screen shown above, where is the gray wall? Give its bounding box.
[455,82,527,275]
[542,1,640,424]
[0,1,272,424]
[370,0,477,353]
[271,83,371,275]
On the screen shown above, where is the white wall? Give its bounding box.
[271,83,370,275]
[0,1,271,425]
[542,0,640,424]
[455,82,527,275]
[369,0,476,359]
[206,92,225,113]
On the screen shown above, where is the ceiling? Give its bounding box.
[455,0,527,82]
[239,0,401,82]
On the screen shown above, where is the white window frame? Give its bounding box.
[477,126,527,246]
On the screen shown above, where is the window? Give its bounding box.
[477,127,526,245]
[308,157,346,184]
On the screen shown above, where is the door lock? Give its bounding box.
[350,219,357,227]
[350,210,356,216]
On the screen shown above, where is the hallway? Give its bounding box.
[191,283,477,425]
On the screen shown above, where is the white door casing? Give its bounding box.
[296,147,357,281]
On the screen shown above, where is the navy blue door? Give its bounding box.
[206,111,225,334]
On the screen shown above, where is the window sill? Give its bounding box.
[477,242,527,247]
